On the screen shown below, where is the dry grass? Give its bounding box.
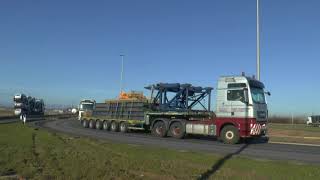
[269,123,320,144]
[268,116,306,124]
[0,107,13,117]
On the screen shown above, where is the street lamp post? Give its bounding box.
[120,54,124,95]
[256,0,260,80]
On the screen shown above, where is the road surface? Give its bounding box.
[31,118,320,164]
[0,117,19,124]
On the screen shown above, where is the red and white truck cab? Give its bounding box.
[213,75,270,143]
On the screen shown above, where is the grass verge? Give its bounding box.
[0,122,319,179]
[269,123,320,145]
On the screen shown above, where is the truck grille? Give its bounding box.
[257,111,266,119]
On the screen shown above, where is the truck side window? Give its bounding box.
[227,90,245,102]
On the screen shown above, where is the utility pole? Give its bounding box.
[120,54,125,95]
[256,0,261,80]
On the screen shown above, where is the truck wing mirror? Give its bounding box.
[243,88,249,104]
[265,91,271,96]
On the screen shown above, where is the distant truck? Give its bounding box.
[78,99,95,120]
[307,116,320,127]
[79,75,270,144]
[13,94,45,123]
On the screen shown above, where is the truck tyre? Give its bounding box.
[89,120,96,129]
[221,125,240,144]
[169,122,185,139]
[111,121,119,132]
[152,121,167,137]
[82,120,89,128]
[96,120,103,130]
[103,121,110,131]
[120,122,128,133]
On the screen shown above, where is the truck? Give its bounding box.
[78,99,96,120]
[79,74,270,144]
[13,94,45,123]
[307,115,320,127]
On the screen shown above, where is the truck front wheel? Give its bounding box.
[221,125,240,144]
[152,121,167,137]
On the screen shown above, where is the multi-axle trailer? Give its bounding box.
[79,75,269,144]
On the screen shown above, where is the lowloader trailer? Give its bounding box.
[79,75,270,144]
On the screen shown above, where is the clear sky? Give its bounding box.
[0,0,319,115]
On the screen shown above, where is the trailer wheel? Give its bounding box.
[96,120,103,130]
[169,122,185,139]
[111,121,119,132]
[82,120,89,128]
[103,121,110,131]
[120,122,128,133]
[221,125,240,144]
[152,121,167,137]
[89,120,96,129]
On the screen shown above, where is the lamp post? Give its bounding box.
[256,0,261,80]
[120,54,124,95]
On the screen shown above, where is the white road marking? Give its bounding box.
[270,141,320,147]
[304,137,320,140]
[269,135,320,140]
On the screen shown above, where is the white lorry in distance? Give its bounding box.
[78,99,96,120]
[307,116,320,127]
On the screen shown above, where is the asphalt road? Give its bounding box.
[0,117,20,124]
[31,118,320,165]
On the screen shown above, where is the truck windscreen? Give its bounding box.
[80,104,93,111]
[250,87,266,104]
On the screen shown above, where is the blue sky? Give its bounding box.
[0,0,319,115]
